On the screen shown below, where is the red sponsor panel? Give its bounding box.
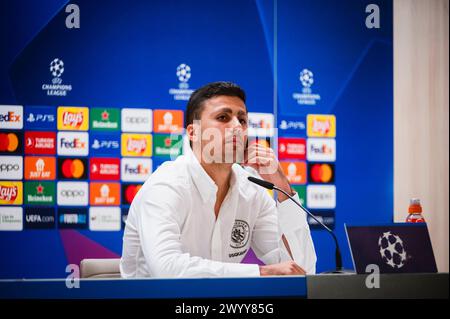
[89,158,120,180]
[24,131,56,155]
[278,138,306,160]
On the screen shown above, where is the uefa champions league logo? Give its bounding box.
[292,67,321,105]
[169,63,194,101]
[378,231,408,269]
[42,58,72,96]
[50,58,64,78]
[299,69,314,88]
[176,64,191,84]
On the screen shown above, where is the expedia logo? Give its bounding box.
[230,220,250,249]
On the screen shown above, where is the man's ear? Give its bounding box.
[186,122,199,144]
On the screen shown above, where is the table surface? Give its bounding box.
[0,273,448,299]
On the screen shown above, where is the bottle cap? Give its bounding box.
[409,198,422,213]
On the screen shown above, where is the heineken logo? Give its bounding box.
[25,181,55,205]
[90,108,120,131]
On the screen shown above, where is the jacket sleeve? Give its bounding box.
[250,190,317,274]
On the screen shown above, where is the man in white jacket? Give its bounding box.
[120,81,317,278]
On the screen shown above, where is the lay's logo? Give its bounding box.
[0,181,23,205]
[121,134,152,157]
[57,107,89,130]
[307,114,336,138]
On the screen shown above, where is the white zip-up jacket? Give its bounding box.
[120,147,317,278]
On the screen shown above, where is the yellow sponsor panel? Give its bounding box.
[307,114,336,137]
[121,134,152,157]
[57,107,89,131]
[0,181,23,205]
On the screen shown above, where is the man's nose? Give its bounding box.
[230,116,243,130]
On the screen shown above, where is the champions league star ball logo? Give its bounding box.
[299,69,314,88]
[169,63,194,100]
[50,58,64,78]
[176,64,191,83]
[292,68,321,105]
[378,231,407,269]
[42,58,72,96]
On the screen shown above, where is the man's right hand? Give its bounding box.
[259,261,306,276]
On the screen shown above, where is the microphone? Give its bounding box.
[248,176,347,274]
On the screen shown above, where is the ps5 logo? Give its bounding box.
[26,112,55,123]
[91,139,119,150]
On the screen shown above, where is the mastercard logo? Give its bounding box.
[58,158,87,179]
[309,163,334,183]
[122,184,142,205]
[0,132,20,153]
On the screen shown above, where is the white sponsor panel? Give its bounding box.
[57,181,88,206]
[0,156,23,180]
[248,113,274,137]
[57,132,89,156]
[121,158,152,182]
[307,138,336,162]
[0,207,23,231]
[307,185,336,209]
[0,105,23,129]
[89,207,121,231]
[121,108,152,132]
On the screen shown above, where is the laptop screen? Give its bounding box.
[345,224,438,274]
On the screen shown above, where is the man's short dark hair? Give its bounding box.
[185,81,246,128]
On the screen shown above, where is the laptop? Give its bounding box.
[345,223,438,274]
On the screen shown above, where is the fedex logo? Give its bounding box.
[0,105,23,129]
[57,132,89,156]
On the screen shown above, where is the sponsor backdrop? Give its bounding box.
[0,0,393,278]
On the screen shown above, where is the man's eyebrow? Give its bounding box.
[213,107,247,116]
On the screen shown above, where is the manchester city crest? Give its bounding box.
[230,220,250,249]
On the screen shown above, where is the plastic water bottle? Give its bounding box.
[406,198,426,223]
